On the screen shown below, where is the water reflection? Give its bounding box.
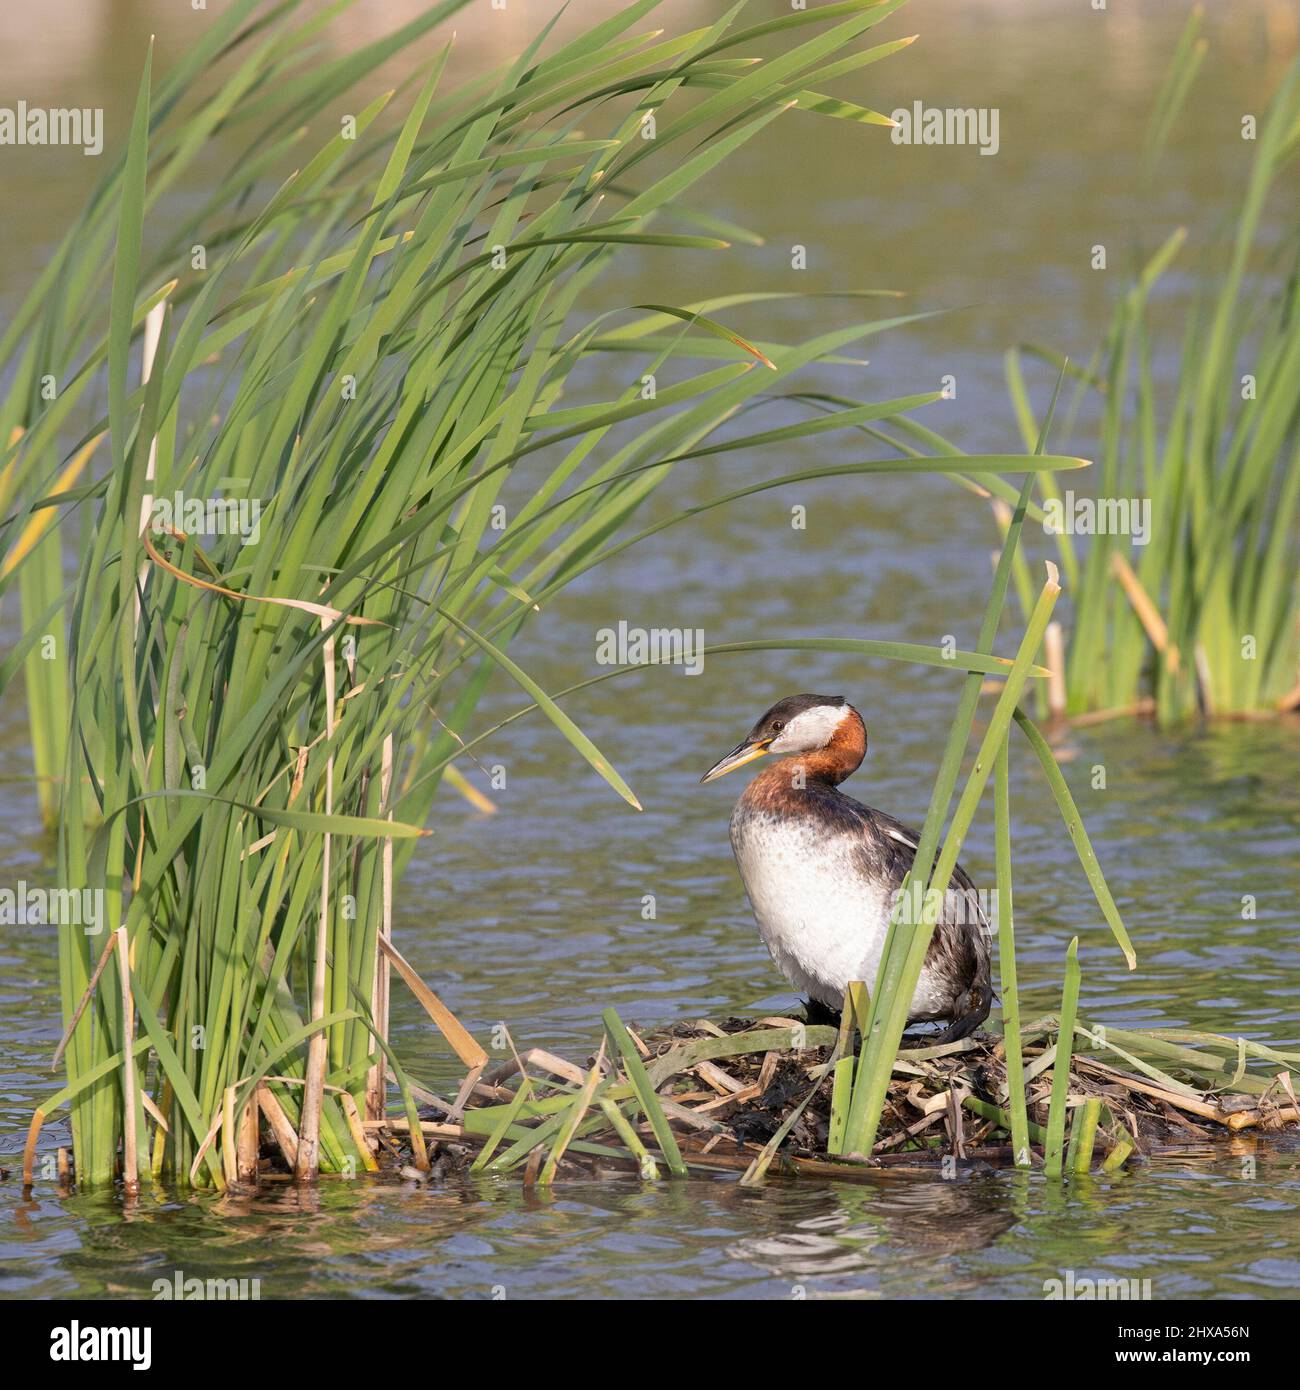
[728,1174,1019,1283]
[4,1141,1299,1298]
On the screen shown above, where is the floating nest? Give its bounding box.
[369,1012,1300,1185]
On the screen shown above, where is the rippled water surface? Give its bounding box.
[2,0,1299,1299]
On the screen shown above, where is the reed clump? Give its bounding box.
[1006,13,1300,726]
[839,12,1300,728]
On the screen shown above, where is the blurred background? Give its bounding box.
[3,0,1298,376]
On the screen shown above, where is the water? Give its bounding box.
[3,0,1299,1300]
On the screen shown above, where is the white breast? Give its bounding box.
[729,808,950,1017]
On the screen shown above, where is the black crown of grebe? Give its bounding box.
[701,693,991,1043]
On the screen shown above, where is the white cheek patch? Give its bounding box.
[769,704,847,754]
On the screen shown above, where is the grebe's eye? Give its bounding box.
[770,719,784,733]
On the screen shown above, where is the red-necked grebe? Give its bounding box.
[702,693,991,1042]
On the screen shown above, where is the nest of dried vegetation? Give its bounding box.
[370,1012,1300,1185]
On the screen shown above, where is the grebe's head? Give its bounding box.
[700,693,861,784]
